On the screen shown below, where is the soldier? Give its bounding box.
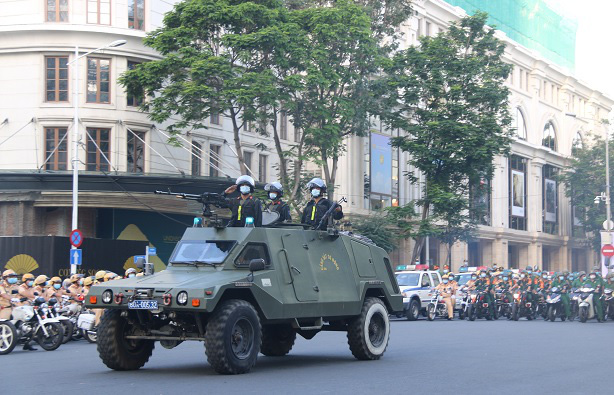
[583,270,605,322]
[550,272,571,320]
[475,269,495,318]
[125,268,137,279]
[435,274,456,320]
[301,178,343,230]
[0,269,20,320]
[223,175,263,227]
[572,272,586,289]
[19,273,37,303]
[264,182,292,222]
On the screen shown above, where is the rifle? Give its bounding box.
[155,189,228,226]
[316,197,347,234]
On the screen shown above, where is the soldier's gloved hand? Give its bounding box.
[11,290,18,294]
[11,298,19,303]
[33,292,39,296]
[20,297,28,302]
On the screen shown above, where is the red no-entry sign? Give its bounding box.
[70,229,83,248]
[602,244,614,257]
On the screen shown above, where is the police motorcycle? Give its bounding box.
[578,287,598,323]
[457,286,470,320]
[47,297,74,344]
[426,289,449,320]
[511,290,536,321]
[495,288,512,319]
[0,296,64,354]
[604,288,614,320]
[75,297,97,343]
[534,290,549,320]
[466,290,493,321]
[545,287,566,322]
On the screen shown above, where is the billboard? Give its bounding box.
[370,133,392,195]
[511,169,525,217]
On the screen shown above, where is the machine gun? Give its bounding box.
[154,190,228,227]
[316,197,347,235]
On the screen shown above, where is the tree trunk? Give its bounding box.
[410,201,430,264]
[321,151,339,201]
[229,107,246,175]
[271,113,288,187]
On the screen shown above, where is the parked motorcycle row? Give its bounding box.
[0,268,137,355]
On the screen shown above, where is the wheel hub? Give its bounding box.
[230,318,254,360]
[368,313,385,347]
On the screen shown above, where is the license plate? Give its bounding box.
[128,300,158,309]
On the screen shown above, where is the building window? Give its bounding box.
[128,0,145,30]
[86,58,110,103]
[425,21,431,36]
[511,107,526,140]
[86,128,110,171]
[87,0,111,25]
[126,61,144,107]
[471,177,491,226]
[46,0,68,22]
[191,141,201,176]
[209,144,221,177]
[210,111,220,125]
[258,154,267,182]
[280,112,287,140]
[45,127,68,170]
[542,122,556,151]
[127,131,145,173]
[543,165,558,235]
[572,132,583,156]
[45,56,69,102]
[509,155,527,230]
[243,151,253,173]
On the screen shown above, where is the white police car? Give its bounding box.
[395,270,442,320]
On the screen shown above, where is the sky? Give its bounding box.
[546,0,614,99]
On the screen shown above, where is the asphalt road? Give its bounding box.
[6,317,612,395]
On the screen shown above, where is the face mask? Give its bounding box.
[239,185,251,195]
[79,280,84,286]
[442,279,449,284]
[27,281,33,287]
[7,277,17,284]
[53,284,61,290]
[503,277,508,281]
[480,273,486,278]
[128,273,136,278]
[311,189,321,198]
[527,271,532,274]
[443,269,449,274]
[269,192,278,200]
[44,281,48,287]
[471,276,477,280]
[542,274,547,278]
[590,275,596,280]
[520,275,525,279]
[559,277,564,281]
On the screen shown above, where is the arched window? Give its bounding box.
[511,107,527,140]
[542,122,557,151]
[572,131,583,155]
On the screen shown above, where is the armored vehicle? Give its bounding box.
[86,194,402,375]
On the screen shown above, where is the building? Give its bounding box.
[0,0,612,274]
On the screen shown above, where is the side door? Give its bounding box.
[418,272,431,308]
[280,232,319,302]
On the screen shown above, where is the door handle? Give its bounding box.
[291,266,301,274]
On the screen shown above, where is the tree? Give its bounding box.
[378,12,513,264]
[120,0,285,175]
[560,131,613,253]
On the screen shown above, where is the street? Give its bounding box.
[6,318,611,395]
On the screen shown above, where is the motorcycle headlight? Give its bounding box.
[102,290,113,304]
[513,293,520,299]
[177,291,188,306]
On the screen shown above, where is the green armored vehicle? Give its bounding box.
[86,193,402,375]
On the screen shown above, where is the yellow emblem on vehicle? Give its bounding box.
[319,254,339,271]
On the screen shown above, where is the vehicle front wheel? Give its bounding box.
[205,299,261,374]
[427,304,436,321]
[512,304,519,321]
[0,321,18,355]
[60,320,74,344]
[548,306,556,322]
[347,297,390,360]
[83,328,97,343]
[579,306,588,323]
[36,322,64,351]
[468,305,476,321]
[406,299,420,321]
[260,324,296,357]
[97,310,154,370]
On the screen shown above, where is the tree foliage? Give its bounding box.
[377,12,513,263]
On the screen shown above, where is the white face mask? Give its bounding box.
[239,185,251,195]
[311,189,321,197]
[269,192,278,200]
[442,279,449,284]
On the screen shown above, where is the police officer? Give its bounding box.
[82,276,94,296]
[104,272,118,282]
[94,270,107,285]
[301,178,343,230]
[435,275,456,320]
[264,182,292,222]
[550,272,571,320]
[223,175,263,227]
[19,273,37,303]
[125,268,137,279]
[0,269,19,319]
[46,276,64,300]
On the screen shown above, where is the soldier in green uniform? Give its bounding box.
[604,273,614,319]
[550,272,571,319]
[475,269,495,318]
[572,272,585,289]
[583,269,605,322]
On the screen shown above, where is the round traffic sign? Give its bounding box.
[602,244,614,257]
[70,229,83,248]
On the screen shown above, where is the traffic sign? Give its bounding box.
[70,229,83,248]
[602,244,614,257]
[70,249,82,265]
[134,255,146,263]
[148,247,157,256]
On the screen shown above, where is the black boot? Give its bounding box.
[23,342,37,351]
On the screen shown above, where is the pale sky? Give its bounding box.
[546,0,614,99]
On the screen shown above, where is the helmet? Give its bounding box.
[442,274,449,279]
[264,182,283,194]
[62,279,71,289]
[607,272,614,279]
[104,272,118,281]
[70,274,83,283]
[499,266,504,271]
[526,265,533,271]
[83,276,94,286]
[22,273,35,282]
[2,269,16,278]
[235,175,255,192]
[95,270,107,281]
[125,268,137,277]
[306,177,327,193]
[448,273,455,279]
[34,275,48,286]
[49,276,61,284]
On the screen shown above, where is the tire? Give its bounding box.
[0,321,18,355]
[97,310,154,371]
[548,306,556,322]
[458,308,465,320]
[83,328,97,343]
[205,299,261,374]
[347,297,390,361]
[36,322,64,351]
[59,319,74,344]
[579,306,588,323]
[468,305,476,321]
[427,304,436,321]
[260,324,296,357]
[406,299,420,321]
[512,304,519,321]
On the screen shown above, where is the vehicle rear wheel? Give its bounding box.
[205,299,261,374]
[60,320,73,344]
[36,322,64,351]
[427,304,436,321]
[406,299,420,321]
[579,306,588,323]
[83,328,97,343]
[0,321,18,355]
[512,304,519,321]
[468,305,476,321]
[97,310,154,370]
[548,306,556,322]
[347,297,390,360]
[260,324,296,357]
[458,308,465,320]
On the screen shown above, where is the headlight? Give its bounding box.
[513,293,520,299]
[102,290,113,304]
[177,291,188,305]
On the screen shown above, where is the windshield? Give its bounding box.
[170,240,235,265]
[457,274,472,285]
[396,273,420,287]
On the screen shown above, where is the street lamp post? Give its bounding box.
[67,39,127,275]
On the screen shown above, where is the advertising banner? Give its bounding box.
[370,133,392,195]
[511,169,525,217]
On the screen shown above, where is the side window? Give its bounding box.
[421,273,431,288]
[430,273,440,286]
[234,243,271,268]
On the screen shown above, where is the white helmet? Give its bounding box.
[306,177,326,193]
[235,175,255,188]
[264,182,283,193]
